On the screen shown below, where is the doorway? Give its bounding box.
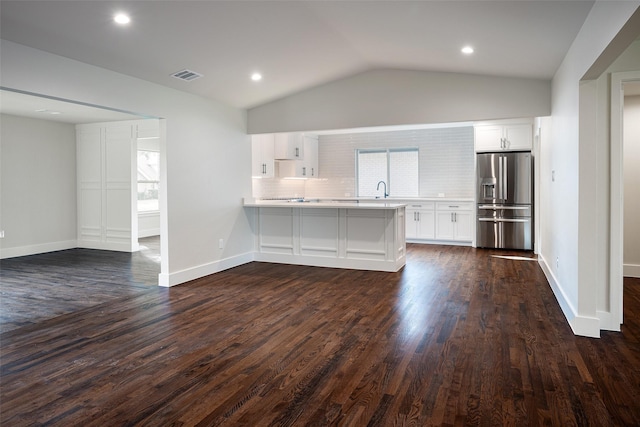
[610,72,640,327]
[0,88,165,284]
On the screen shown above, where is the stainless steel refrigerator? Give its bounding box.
[476,151,533,250]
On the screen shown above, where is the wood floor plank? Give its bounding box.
[2,244,640,425]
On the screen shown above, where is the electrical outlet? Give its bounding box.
[0,230,4,238]
[218,238,224,249]
[556,257,559,269]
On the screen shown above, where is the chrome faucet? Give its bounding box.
[376,180,388,198]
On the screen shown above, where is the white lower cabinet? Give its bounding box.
[435,202,473,242]
[406,203,435,240]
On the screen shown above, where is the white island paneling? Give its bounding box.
[245,201,406,272]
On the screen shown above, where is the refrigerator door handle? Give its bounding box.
[478,205,530,210]
[503,156,508,201]
[478,218,529,223]
[498,156,503,201]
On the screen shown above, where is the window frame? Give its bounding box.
[355,147,419,198]
[137,149,160,213]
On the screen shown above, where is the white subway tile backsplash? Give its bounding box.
[253,126,475,199]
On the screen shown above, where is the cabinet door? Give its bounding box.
[435,211,455,240]
[251,134,274,178]
[416,210,435,239]
[453,211,473,241]
[405,209,419,239]
[474,126,503,152]
[504,124,532,151]
[304,135,319,177]
[274,133,303,160]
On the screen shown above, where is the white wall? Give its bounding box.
[624,95,640,277]
[539,3,640,337]
[247,69,551,134]
[0,114,77,258]
[0,40,254,286]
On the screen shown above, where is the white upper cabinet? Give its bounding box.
[278,134,318,178]
[474,122,532,152]
[274,132,304,160]
[251,134,275,178]
[302,134,318,178]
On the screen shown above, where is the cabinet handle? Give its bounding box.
[311,167,314,176]
[454,212,457,222]
[417,212,420,221]
[449,205,458,208]
[302,167,306,176]
[295,147,299,157]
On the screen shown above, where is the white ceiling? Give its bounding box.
[0,0,596,110]
[0,90,148,124]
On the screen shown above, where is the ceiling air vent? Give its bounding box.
[171,69,203,82]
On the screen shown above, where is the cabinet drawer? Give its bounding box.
[436,202,473,211]
[407,202,434,210]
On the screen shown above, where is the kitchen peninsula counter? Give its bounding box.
[244,199,406,272]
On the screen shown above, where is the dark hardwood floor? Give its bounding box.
[1,244,639,426]
[0,237,160,333]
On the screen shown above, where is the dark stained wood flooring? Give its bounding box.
[1,244,639,426]
[0,237,160,333]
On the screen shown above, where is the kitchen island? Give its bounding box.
[244,199,406,272]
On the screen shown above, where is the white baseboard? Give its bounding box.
[406,239,472,247]
[538,254,600,338]
[254,252,405,272]
[624,263,640,278]
[596,310,621,332]
[0,240,78,259]
[158,251,255,287]
[138,229,160,238]
[77,240,138,252]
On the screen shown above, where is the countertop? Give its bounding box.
[243,199,406,209]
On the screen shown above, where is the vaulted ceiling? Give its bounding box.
[1,1,595,109]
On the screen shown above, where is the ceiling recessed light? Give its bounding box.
[251,73,262,82]
[461,46,474,55]
[114,13,131,25]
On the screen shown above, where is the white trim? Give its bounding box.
[538,254,601,338]
[158,252,255,287]
[624,264,640,278]
[138,229,161,239]
[77,240,138,252]
[610,71,640,329]
[253,252,405,273]
[406,239,472,247]
[0,240,77,259]
[597,310,620,332]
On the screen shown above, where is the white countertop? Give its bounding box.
[326,197,475,202]
[244,199,406,209]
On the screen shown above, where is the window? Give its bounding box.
[137,150,160,212]
[357,148,419,197]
